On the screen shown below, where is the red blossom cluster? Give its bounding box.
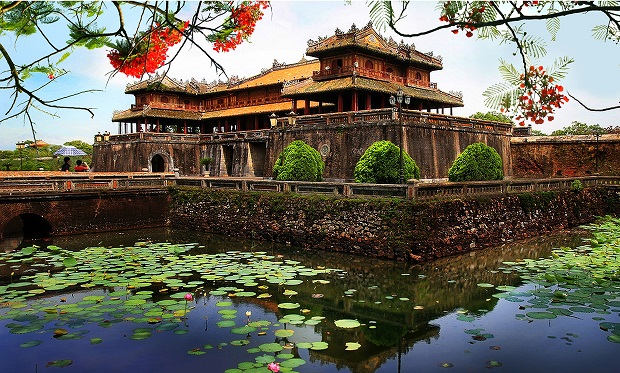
[213,1,270,52]
[108,21,189,78]
[439,2,486,38]
[503,65,569,126]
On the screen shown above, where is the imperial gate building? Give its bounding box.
[93,23,512,179]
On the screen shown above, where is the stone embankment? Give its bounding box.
[170,187,619,262]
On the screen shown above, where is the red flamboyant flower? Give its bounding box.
[213,1,270,52]
[108,21,189,78]
[440,1,485,38]
[504,65,569,126]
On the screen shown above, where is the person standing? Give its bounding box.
[74,160,89,172]
[60,157,71,172]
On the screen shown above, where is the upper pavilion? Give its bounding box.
[111,22,463,135]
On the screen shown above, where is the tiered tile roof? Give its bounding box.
[282,76,463,107]
[123,58,319,95]
[306,22,443,70]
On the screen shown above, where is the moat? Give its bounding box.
[2,226,619,373]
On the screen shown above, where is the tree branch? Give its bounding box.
[568,92,620,112]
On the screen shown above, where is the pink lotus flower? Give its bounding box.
[184,293,193,301]
[267,362,280,372]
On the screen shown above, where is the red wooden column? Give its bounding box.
[337,93,343,112]
[254,116,259,130]
[366,92,372,110]
[183,120,187,134]
[351,91,358,111]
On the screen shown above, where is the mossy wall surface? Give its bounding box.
[170,187,619,262]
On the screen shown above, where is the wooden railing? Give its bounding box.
[2,173,618,201]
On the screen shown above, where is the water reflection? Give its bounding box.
[0,228,590,372]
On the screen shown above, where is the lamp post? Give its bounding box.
[269,113,278,128]
[594,130,601,173]
[103,131,110,142]
[287,111,297,127]
[15,142,25,170]
[95,132,103,142]
[389,88,411,184]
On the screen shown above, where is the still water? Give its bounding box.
[1,228,618,373]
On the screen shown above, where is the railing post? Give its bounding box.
[343,184,351,197]
[407,181,416,200]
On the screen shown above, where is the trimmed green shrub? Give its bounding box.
[448,142,503,182]
[354,140,420,183]
[272,140,324,181]
[571,179,584,192]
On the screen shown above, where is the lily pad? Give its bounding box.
[334,319,361,329]
[46,360,73,367]
[258,343,283,353]
[277,302,300,309]
[20,340,43,348]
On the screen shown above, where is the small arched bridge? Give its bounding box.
[0,172,173,243]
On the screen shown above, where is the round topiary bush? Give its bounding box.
[272,140,324,181]
[354,140,420,183]
[448,142,504,182]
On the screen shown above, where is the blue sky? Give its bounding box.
[1,1,618,150]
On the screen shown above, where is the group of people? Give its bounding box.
[60,157,89,172]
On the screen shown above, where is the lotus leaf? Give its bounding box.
[334,319,360,328]
[277,302,300,309]
[259,343,283,353]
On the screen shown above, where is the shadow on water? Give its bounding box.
[0,227,593,372]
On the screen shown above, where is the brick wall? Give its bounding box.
[0,191,170,240]
[511,134,620,178]
[169,187,618,262]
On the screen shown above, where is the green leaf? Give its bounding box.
[546,15,561,41]
[46,360,73,367]
[367,1,393,32]
[63,256,77,267]
[345,342,362,351]
[20,340,43,348]
[334,319,361,328]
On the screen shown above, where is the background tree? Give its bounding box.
[0,1,269,142]
[354,140,420,183]
[550,121,605,136]
[367,1,620,126]
[272,140,324,182]
[470,111,513,123]
[448,142,503,182]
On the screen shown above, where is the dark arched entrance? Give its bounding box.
[151,154,165,172]
[1,214,52,251]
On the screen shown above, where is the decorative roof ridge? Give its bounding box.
[306,22,443,66]
[228,57,318,87]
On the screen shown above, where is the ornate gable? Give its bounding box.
[306,22,442,70]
